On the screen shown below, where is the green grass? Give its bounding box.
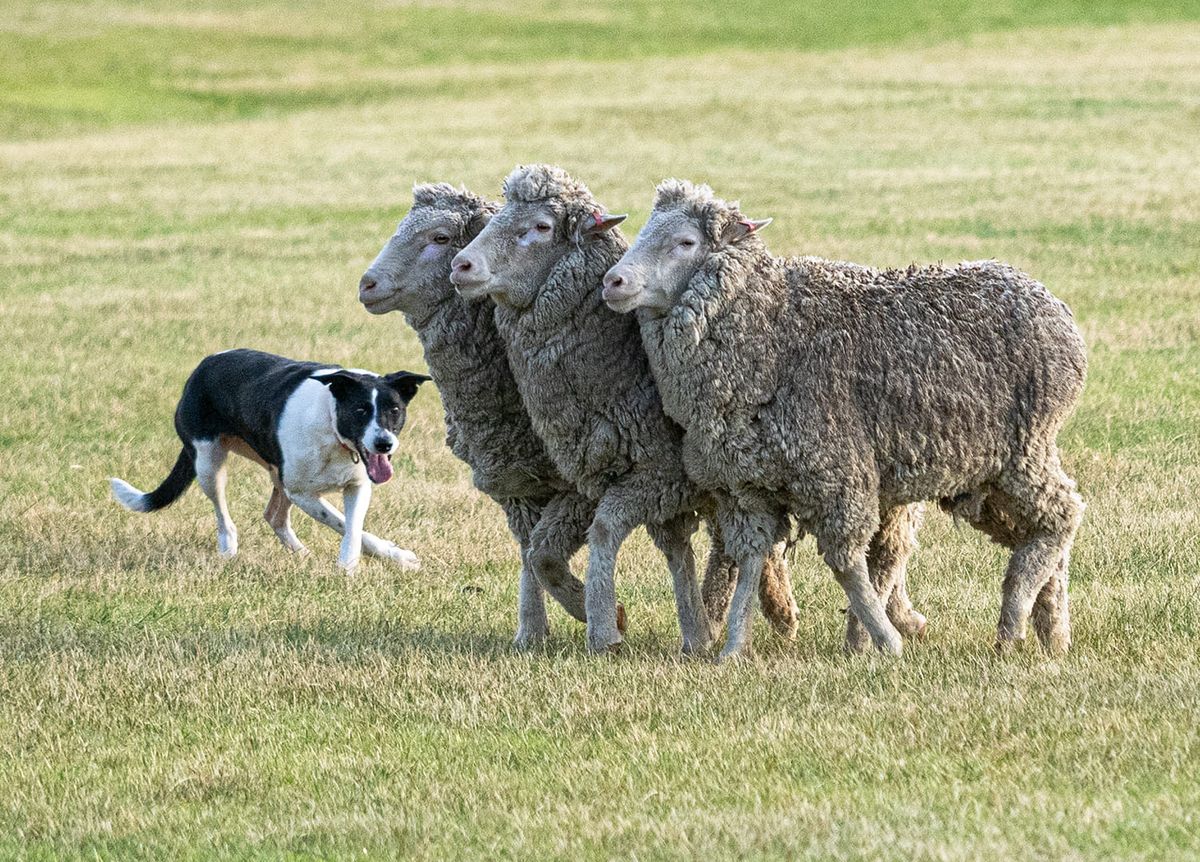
[3,1,1200,858]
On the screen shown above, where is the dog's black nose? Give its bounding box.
[374,437,395,454]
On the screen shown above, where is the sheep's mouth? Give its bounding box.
[452,281,492,302]
[602,287,641,313]
[361,293,402,314]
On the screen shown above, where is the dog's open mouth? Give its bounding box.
[361,447,394,484]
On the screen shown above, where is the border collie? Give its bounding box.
[110,348,430,571]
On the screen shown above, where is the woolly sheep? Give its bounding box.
[359,183,605,647]
[450,165,799,654]
[603,180,1085,660]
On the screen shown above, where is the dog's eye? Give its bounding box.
[432,234,451,245]
[357,406,370,416]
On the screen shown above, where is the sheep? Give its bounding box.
[602,179,1085,660]
[361,181,797,651]
[448,165,813,654]
[358,183,603,647]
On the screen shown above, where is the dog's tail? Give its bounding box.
[110,447,196,513]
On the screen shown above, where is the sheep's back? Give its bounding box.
[779,258,1086,500]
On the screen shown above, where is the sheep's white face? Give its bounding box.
[450,202,563,310]
[360,201,491,318]
[603,208,707,314]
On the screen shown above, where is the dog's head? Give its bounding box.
[313,369,431,484]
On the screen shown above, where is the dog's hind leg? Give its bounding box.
[264,473,306,554]
[194,439,237,557]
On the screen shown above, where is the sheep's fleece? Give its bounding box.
[360,183,596,647]
[624,179,1085,658]
[473,165,798,653]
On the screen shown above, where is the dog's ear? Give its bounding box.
[314,370,360,400]
[384,371,432,403]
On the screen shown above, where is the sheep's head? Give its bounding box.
[359,183,497,317]
[450,164,626,310]
[603,179,770,314]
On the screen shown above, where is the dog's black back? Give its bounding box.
[175,349,326,471]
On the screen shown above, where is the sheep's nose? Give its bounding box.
[453,258,473,274]
[359,273,378,296]
[604,271,625,290]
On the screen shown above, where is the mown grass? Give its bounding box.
[2,2,1199,859]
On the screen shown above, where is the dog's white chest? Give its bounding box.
[277,379,368,493]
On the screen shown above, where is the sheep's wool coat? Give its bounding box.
[493,166,697,523]
[639,187,1087,549]
[401,187,567,503]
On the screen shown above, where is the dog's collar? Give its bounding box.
[339,440,360,464]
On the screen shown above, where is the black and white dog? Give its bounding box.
[110,349,430,571]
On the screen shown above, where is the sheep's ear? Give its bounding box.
[576,211,627,241]
[720,217,772,246]
[465,209,493,240]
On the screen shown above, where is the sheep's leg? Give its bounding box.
[700,514,737,626]
[992,463,1082,655]
[886,578,927,640]
[647,513,711,655]
[759,542,798,639]
[720,549,768,662]
[583,490,646,654]
[703,516,796,639]
[526,492,597,624]
[716,506,785,662]
[503,500,551,649]
[846,504,926,653]
[515,543,550,648]
[1030,556,1071,655]
[828,547,903,656]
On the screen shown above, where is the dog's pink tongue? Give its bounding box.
[366,453,393,484]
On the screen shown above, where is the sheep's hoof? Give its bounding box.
[715,647,752,665]
[681,629,714,657]
[586,629,623,655]
[874,634,903,657]
[842,635,869,656]
[993,635,1024,656]
[615,602,627,634]
[1039,633,1071,657]
[513,628,549,651]
[894,611,928,641]
[767,609,799,640]
[912,613,929,641]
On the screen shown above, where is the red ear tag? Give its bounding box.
[739,219,756,232]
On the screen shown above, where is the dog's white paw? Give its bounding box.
[383,544,420,571]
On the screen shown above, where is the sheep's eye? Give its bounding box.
[679,238,697,248]
[535,223,552,233]
[432,234,451,245]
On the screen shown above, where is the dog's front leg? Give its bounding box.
[289,490,418,572]
[338,482,371,572]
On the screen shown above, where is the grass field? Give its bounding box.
[3,1,1200,858]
